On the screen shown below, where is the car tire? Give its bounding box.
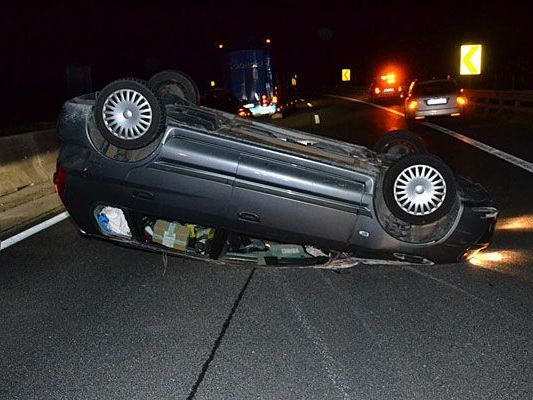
[148,70,200,105]
[94,78,166,150]
[374,130,426,159]
[383,153,457,225]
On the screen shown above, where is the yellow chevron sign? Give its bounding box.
[460,44,482,75]
[341,69,351,81]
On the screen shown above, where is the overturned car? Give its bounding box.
[55,71,498,267]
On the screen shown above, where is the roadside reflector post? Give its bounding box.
[460,44,482,76]
[341,68,351,82]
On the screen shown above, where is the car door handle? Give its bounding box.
[238,211,260,222]
[132,190,154,200]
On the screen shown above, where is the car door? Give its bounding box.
[228,150,365,248]
[125,129,239,226]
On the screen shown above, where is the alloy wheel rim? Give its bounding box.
[102,89,152,140]
[393,164,446,216]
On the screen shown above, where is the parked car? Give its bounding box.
[404,78,466,128]
[54,71,497,266]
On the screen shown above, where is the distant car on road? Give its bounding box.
[404,79,466,127]
[55,72,497,266]
[369,73,405,102]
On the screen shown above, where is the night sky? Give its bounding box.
[1,0,532,126]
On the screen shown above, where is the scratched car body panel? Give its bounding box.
[55,81,498,266]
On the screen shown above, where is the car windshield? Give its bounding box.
[412,80,458,96]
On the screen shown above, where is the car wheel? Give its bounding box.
[148,70,200,105]
[374,130,426,159]
[383,154,457,225]
[94,78,166,150]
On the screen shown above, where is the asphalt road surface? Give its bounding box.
[1,94,532,399]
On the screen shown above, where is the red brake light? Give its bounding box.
[53,163,67,196]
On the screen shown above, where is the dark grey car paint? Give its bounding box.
[56,95,497,263]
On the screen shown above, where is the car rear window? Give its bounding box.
[412,80,458,96]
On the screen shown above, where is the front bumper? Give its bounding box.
[416,178,498,263]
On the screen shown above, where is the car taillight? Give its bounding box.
[408,100,418,110]
[237,108,249,117]
[53,163,67,196]
[457,96,467,105]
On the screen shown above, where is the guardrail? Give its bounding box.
[465,89,533,114]
[0,129,63,239]
[0,129,59,198]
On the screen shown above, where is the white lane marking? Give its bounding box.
[423,122,533,174]
[402,266,519,321]
[329,94,533,174]
[329,95,405,117]
[282,278,353,399]
[0,211,69,251]
[318,272,377,336]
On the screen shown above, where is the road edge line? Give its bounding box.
[328,94,533,174]
[422,122,533,174]
[328,94,406,117]
[0,211,70,251]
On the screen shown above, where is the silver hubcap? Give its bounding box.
[394,164,446,216]
[102,89,152,140]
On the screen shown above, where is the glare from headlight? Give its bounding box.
[469,251,504,265]
[467,250,523,274]
[497,215,533,231]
